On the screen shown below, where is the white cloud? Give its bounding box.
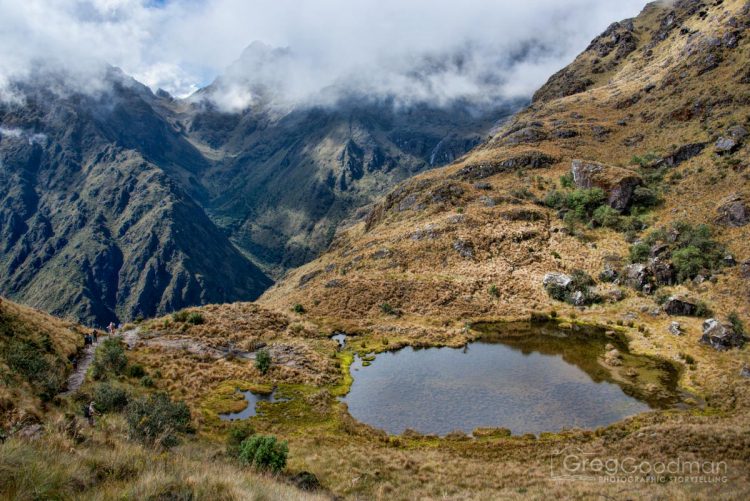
[0,0,649,108]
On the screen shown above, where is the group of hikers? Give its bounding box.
[81,322,121,425]
[83,322,119,346]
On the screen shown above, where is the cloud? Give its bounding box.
[0,0,648,109]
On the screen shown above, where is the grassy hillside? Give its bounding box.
[0,297,84,429]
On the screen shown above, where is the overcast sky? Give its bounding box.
[0,0,648,108]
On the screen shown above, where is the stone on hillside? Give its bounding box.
[663,296,697,316]
[453,239,475,259]
[668,321,682,336]
[604,348,622,367]
[455,152,556,181]
[622,263,651,291]
[728,125,748,141]
[571,159,643,211]
[741,365,750,378]
[649,257,676,286]
[741,260,750,278]
[715,136,738,153]
[700,319,746,351]
[543,272,572,290]
[663,142,706,167]
[715,193,749,227]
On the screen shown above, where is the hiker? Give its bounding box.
[91,330,98,343]
[84,333,91,346]
[84,401,97,426]
[108,322,116,336]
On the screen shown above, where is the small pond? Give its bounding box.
[342,322,683,436]
[219,390,287,421]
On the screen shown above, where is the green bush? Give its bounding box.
[380,303,397,315]
[255,349,271,375]
[91,338,127,380]
[140,376,154,388]
[291,304,306,314]
[728,312,746,337]
[186,312,205,325]
[226,422,255,458]
[93,382,129,413]
[125,393,191,448]
[629,242,650,263]
[560,173,574,188]
[238,435,288,473]
[671,246,706,282]
[592,205,621,229]
[488,285,499,298]
[172,310,190,322]
[126,364,146,378]
[631,186,660,208]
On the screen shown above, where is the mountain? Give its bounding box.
[0,70,272,325]
[0,55,518,325]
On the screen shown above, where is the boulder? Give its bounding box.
[569,290,587,306]
[742,260,750,279]
[715,137,738,153]
[668,321,682,335]
[700,319,746,351]
[649,257,676,286]
[741,365,750,378]
[715,193,749,227]
[663,296,697,316]
[543,272,573,290]
[728,125,748,141]
[571,159,643,211]
[663,142,706,167]
[622,263,651,291]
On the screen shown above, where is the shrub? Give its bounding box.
[488,285,499,298]
[255,349,271,375]
[631,186,660,208]
[592,205,621,229]
[292,304,306,314]
[238,435,288,473]
[226,422,255,458]
[140,376,154,388]
[380,303,396,315]
[91,338,127,380]
[560,173,574,188]
[126,364,146,378]
[125,393,191,448]
[629,242,650,263]
[728,312,746,337]
[185,312,205,325]
[672,246,707,282]
[93,382,129,413]
[172,310,190,323]
[694,301,713,317]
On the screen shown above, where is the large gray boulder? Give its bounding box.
[622,263,651,291]
[571,160,643,211]
[700,319,746,351]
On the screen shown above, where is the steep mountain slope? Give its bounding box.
[0,72,272,325]
[0,54,515,324]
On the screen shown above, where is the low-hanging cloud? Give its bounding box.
[0,0,648,110]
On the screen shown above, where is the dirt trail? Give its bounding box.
[60,337,104,396]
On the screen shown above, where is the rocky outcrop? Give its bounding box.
[663,296,698,316]
[571,160,643,211]
[700,319,746,351]
[715,193,749,227]
[542,272,572,290]
[622,263,651,291]
[454,152,556,181]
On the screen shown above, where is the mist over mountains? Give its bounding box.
[0,0,651,325]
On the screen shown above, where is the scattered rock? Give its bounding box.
[474,182,492,190]
[649,257,676,286]
[663,142,706,167]
[501,126,548,145]
[543,272,573,290]
[499,208,546,222]
[371,248,392,260]
[453,239,475,259]
[622,263,651,291]
[604,348,623,367]
[571,159,643,211]
[728,125,748,141]
[715,136,739,154]
[715,193,749,227]
[324,279,344,288]
[741,260,750,278]
[700,318,746,351]
[741,365,750,378]
[668,321,683,336]
[298,270,321,287]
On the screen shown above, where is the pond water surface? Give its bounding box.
[219,390,286,421]
[342,322,681,436]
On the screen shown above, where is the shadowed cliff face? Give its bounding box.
[0,65,515,324]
